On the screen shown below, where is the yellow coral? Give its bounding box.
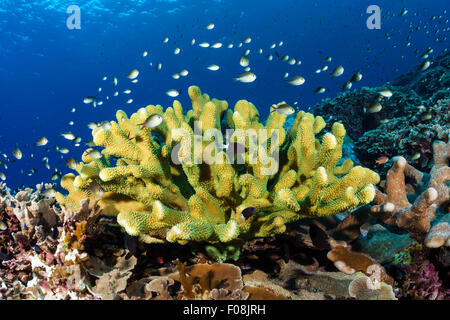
[56,86,379,244]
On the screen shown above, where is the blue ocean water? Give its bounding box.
[0,0,448,190]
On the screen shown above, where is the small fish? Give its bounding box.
[309,223,331,250]
[331,65,344,77]
[241,207,256,219]
[174,47,181,55]
[113,76,118,87]
[378,90,393,98]
[283,72,289,79]
[0,173,5,181]
[233,72,256,83]
[126,98,133,104]
[172,73,180,79]
[243,37,252,43]
[240,56,249,67]
[350,71,363,82]
[423,113,432,120]
[123,89,132,94]
[65,158,77,169]
[314,87,326,94]
[368,102,383,113]
[139,114,163,129]
[190,39,195,45]
[87,122,99,130]
[85,140,96,147]
[400,8,408,16]
[68,121,74,126]
[166,89,180,97]
[206,23,215,30]
[163,37,169,43]
[287,76,306,86]
[179,69,189,76]
[342,81,352,90]
[88,181,104,198]
[35,137,48,146]
[126,68,139,79]
[43,188,56,198]
[61,132,76,140]
[57,147,69,154]
[375,156,389,164]
[420,60,431,71]
[83,96,97,106]
[199,42,210,48]
[324,56,332,62]
[142,51,148,57]
[51,172,61,181]
[131,79,138,83]
[156,63,162,71]
[84,149,102,159]
[0,220,7,231]
[207,64,220,71]
[321,65,329,72]
[271,103,295,115]
[411,152,421,161]
[12,148,22,160]
[211,42,222,48]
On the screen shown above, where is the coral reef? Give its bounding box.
[355,99,449,174]
[314,86,423,141]
[393,52,450,103]
[1,56,449,300]
[314,52,450,175]
[56,86,379,247]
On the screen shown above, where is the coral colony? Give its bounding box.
[0,3,449,299]
[1,61,448,298]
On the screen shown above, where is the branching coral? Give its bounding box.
[56,86,379,246]
[370,140,449,239]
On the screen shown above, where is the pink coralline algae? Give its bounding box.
[399,259,450,300]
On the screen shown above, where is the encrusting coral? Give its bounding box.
[56,86,379,247]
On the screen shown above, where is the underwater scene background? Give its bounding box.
[0,0,448,189]
[0,0,448,301]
